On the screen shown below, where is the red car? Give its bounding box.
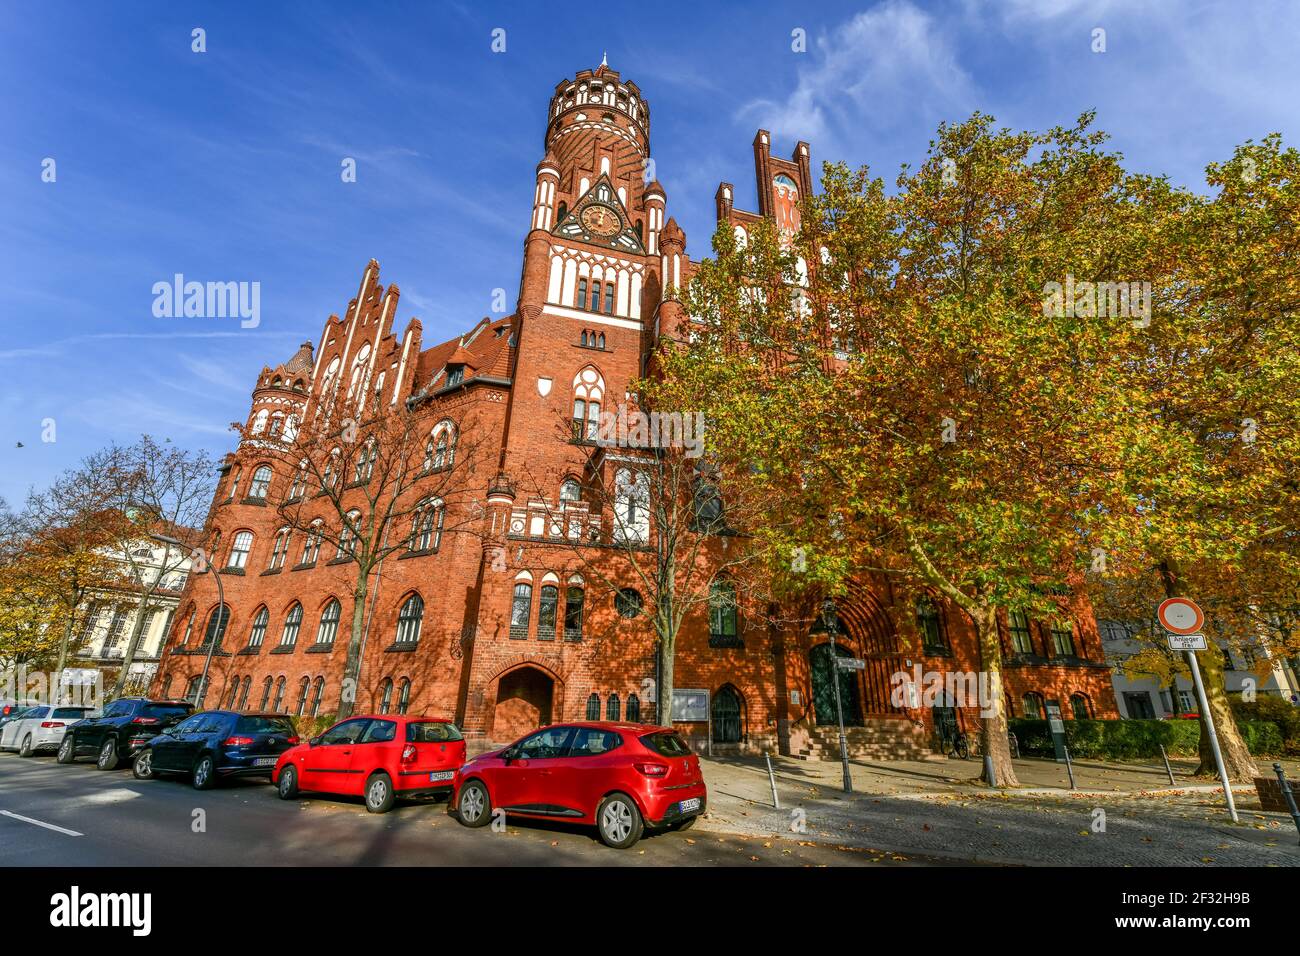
[452,721,707,848]
[272,714,466,813]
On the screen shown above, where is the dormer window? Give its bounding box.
[445,365,464,387]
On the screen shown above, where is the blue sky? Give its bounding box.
[1,0,1295,506]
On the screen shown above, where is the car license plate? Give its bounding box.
[253,757,276,767]
[678,797,701,813]
[429,770,455,782]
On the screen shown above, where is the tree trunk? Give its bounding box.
[657,616,676,727]
[1158,559,1257,782]
[974,606,1019,787]
[337,578,369,719]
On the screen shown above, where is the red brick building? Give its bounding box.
[152,62,1117,756]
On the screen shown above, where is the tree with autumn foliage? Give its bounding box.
[664,113,1164,786]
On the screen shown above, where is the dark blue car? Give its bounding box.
[132,711,299,789]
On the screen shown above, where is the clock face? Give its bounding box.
[580,203,620,237]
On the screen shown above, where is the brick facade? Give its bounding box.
[152,62,1117,755]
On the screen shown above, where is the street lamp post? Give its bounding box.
[152,533,222,708]
[821,599,853,794]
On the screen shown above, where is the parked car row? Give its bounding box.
[2,695,708,848]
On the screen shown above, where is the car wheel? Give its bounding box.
[19,734,34,758]
[96,737,120,771]
[57,736,76,764]
[364,772,395,814]
[456,780,491,828]
[596,793,644,849]
[192,754,216,790]
[133,749,155,780]
[277,764,299,799]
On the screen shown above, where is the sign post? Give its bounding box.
[1158,597,1238,823]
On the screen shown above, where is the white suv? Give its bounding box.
[0,705,98,757]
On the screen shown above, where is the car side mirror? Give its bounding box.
[501,747,517,762]
[309,736,321,747]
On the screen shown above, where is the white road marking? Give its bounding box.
[0,809,83,837]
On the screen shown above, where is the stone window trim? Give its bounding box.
[305,644,334,654]
[291,561,317,572]
[269,645,296,655]
[260,567,283,577]
[239,497,269,507]
[326,555,354,566]
[219,567,246,576]
[236,646,262,656]
[384,642,418,654]
[397,548,437,560]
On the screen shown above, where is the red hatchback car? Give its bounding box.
[273,714,466,813]
[452,722,707,848]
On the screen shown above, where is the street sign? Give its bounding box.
[1158,597,1205,635]
[834,657,866,671]
[1166,632,1208,651]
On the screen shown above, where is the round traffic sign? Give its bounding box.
[1158,597,1204,635]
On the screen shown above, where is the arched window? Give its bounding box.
[572,367,604,442]
[225,467,241,500]
[248,606,269,647]
[1022,692,1044,720]
[580,329,589,347]
[202,605,230,649]
[347,342,372,405]
[315,599,340,646]
[606,693,620,721]
[564,577,585,641]
[560,478,582,503]
[397,678,411,715]
[379,678,394,714]
[708,579,739,647]
[712,685,743,743]
[238,676,251,710]
[337,509,360,558]
[319,356,341,400]
[410,498,444,552]
[227,531,253,569]
[251,409,269,434]
[615,588,643,619]
[537,585,559,641]
[429,420,457,471]
[268,411,285,438]
[288,460,308,500]
[614,468,649,542]
[225,676,240,709]
[160,675,174,699]
[268,527,291,570]
[258,676,273,710]
[590,280,601,312]
[249,465,272,500]
[309,677,325,716]
[272,676,286,712]
[353,439,377,483]
[280,603,303,648]
[578,278,588,308]
[603,283,614,314]
[301,521,323,565]
[510,582,533,640]
[585,693,600,720]
[295,676,311,716]
[1070,693,1092,720]
[626,693,641,722]
[396,594,423,644]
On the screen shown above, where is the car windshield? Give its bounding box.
[406,721,463,743]
[235,716,296,735]
[143,703,192,720]
[639,731,692,757]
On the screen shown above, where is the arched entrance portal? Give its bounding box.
[809,642,864,727]
[492,666,554,741]
[711,685,744,744]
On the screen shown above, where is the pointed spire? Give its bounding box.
[601,51,608,68]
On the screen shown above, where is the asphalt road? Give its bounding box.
[0,751,949,867]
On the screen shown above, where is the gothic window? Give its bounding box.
[510,581,533,640]
[613,468,650,543]
[410,498,444,552]
[586,693,600,720]
[379,678,394,714]
[268,527,291,570]
[691,481,724,533]
[353,439,377,483]
[348,343,372,405]
[315,599,340,646]
[606,693,620,721]
[238,676,251,710]
[296,676,311,716]
[396,594,424,644]
[429,420,456,470]
[626,693,641,722]
[337,510,360,559]
[397,678,412,715]
[301,520,323,565]
[280,603,303,648]
[560,478,581,503]
[1022,692,1044,720]
[251,409,269,434]
[578,278,588,309]
[226,467,241,500]
[603,283,614,314]
[320,356,341,400]
[199,606,230,652]
[272,676,286,712]
[249,465,272,501]
[564,576,585,642]
[709,579,739,647]
[597,332,605,348]
[224,531,252,570]
[572,366,604,442]
[258,676,273,710]
[248,606,269,648]
[268,412,285,438]
[590,281,601,312]
[310,677,325,716]
[288,460,308,499]
[538,585,559,641]
[1070,693,1092,720]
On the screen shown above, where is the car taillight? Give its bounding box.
[634,762,669,777]
[131,716,160,725]
[223,736,255,747]
[41,721,65,729]
[285,735,300,745]
[400,744,417,763]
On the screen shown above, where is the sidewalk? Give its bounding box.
[693,752,1300,866]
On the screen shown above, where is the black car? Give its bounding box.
[133,711,299,789]
[58,697,194,769]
